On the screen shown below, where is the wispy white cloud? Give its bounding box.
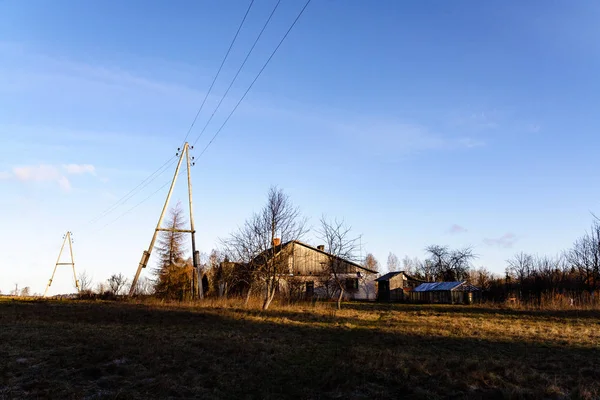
[1,163,96,192]
[1,44,489,163]
[0,42,204,99]
[484,233,518,248]
[448,224,468,234]
[13,164,60,182]
[6,164,70,192]
[331,120,482,156]
[63,164,96,175]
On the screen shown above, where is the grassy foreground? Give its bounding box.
[1,298,599,399]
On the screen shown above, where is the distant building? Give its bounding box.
[409,281,480,304]
[263,240,379,301]
[220,240,379,301]
[375,271,424,302]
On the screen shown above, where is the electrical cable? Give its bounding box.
[80,0,310,232]
[179,0,256,147]
[191,0,282,146]
[96,167,188,233]
[81,156,177,230]
[193,0,312,155]
[83,2,255,229]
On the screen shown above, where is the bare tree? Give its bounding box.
[567,220,600,292]
[223,186,307,310]
[387,252,399,272]
[467,267,494,290]
[95,282,107,294]
[507,252,534,290]
[204,249,224,296]
[402,256,422,276]
[318,216,360,310]
[205,249,235,297]
[20,287,30,297]
[424,245,475,281]
[107,273,128,295]
[77,271,93,292]
[212,257,244,299]
[133,277,155,295]
[415,259,435,282]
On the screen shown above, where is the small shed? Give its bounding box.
[409,281,480,304]
[375,271,424,302]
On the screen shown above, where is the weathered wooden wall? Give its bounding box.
[287,243,360,276]
[277,243,377,301]
[388,274,405,291]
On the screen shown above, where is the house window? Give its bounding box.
[306,281,314,296]
[345,278,359,291]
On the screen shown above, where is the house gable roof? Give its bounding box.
[291,240,379,274]
[254,240,379,274]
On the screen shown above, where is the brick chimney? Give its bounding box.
[317,245,325,251]
[273,238,281,246]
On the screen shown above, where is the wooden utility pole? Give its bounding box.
[129,143,201,298]
[186,144,203,299]
[44,231,78,297]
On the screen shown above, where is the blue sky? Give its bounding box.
[1,0,599,295]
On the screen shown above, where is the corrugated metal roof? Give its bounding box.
[413,282,465,292]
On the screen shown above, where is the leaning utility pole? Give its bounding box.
[129,143,202,298]
[44,231,78,297]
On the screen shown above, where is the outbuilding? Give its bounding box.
[375,271,424,302]
[409,281,480,304]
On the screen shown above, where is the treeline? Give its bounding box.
[495,218,600,304]
[392,217,600,305]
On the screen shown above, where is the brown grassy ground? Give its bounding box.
[1,298,599,399]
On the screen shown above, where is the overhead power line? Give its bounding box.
[180,0,256,146]
[83,3,255,229]
[96,167,188,233]
[194,0,312,156]
[191,0,282,146]
[82,156,177,230]
[80,0,309,230]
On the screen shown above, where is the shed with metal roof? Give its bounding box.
[409,281,480,304]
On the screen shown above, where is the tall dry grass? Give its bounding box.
[498,291,600,310]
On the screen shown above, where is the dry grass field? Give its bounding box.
[1,298,600,399]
